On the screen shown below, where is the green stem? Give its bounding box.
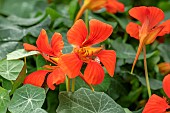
[24,57,26,64]
[85,9,89,28]
[123,33,128,43]
[66,76,70,92]
[143,45,151,97]
[71,78,75,92]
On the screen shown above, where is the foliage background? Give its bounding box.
[0,0,170,113]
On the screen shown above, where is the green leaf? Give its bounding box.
[69,0,79,20]
[46,7,61,21]
[111,39,158,60]
[0,0,45,17]
[56,88,125,113]
[124,108,132,113]
[0,59,24,80]
[46,89,59,113]
[26,16,51,37]
[7,49,39,60]
[136,76,162,90]
[7,13,46,26]
[9,64,27,95]
[75,74,111,92]
[33,108,47,113]
[89,11,117,28]
[107,78,128,100]
[0,24,26,41]
[107,13,129,30]
[1,77,12,90]
[0,87,10,113]
[8,84,46,113]
[158,44,170,62]
[36,55,46,70]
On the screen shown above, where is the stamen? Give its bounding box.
[94,57,100,63]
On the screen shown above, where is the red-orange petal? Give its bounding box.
[47,68,65,90]
[23,43,38,51]
[36,29,52,55]
[129,6,148,24]
[126,22,140,40]
[84,61,104,85]
[143,94,169,113]
[58,53,83,78]
[129,6,164,29]
[147,7,164,29]
[158,63,170,75]
[82,19,113,46]
[97,50,116,77]
[163,74,170,98]
[145,26,164,44]
[105,0,124,14]
[67,19,87,46]
[158,19,170,36]
[51,32,64,56]
[23,70,49,87]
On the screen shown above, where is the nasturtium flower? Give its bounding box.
[23,29,64,64]
[75,0,124,21]
[105,0,124,14]
[126,6,170,73]
[58,19,116,85]
[158,62,170,75]
[143,74,170,113]
[23,29,65,90]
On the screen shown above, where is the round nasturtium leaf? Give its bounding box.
[0,87,10,113]
[56,88,125,113]
[0,59,24,80]
[8,84,46,113]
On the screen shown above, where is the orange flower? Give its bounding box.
[105,0,124,14]
[143,74,170,113]
[126,6,170,73]
[75,0,124,21]
[23,29,65,90]
[23,29,64,64]
[158,62,170,75]
[58,19,116,85]
[23,65,65,90]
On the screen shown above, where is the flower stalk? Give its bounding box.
[143,45,151,97]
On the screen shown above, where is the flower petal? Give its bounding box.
[23,43,38,51]
[105,0,124,14]
[85,0,106,11]
[67,19,87,46]
[163,74,170,98]
[129,6,148,24]
[84,61,104,85]
[158,19,170,36]
[145,26,164,44]
[51,32,64,56]
[158,63,170,75]
[82,19,113,46]
[143,94,169,113]
[97,50,116,77]
[126,22,140,40]
[47,68,65,90]
[36,29,52,55]
[147,7,164,29]
[129,6,164,29]
[23,70,49,87]
[58,53,83,78]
